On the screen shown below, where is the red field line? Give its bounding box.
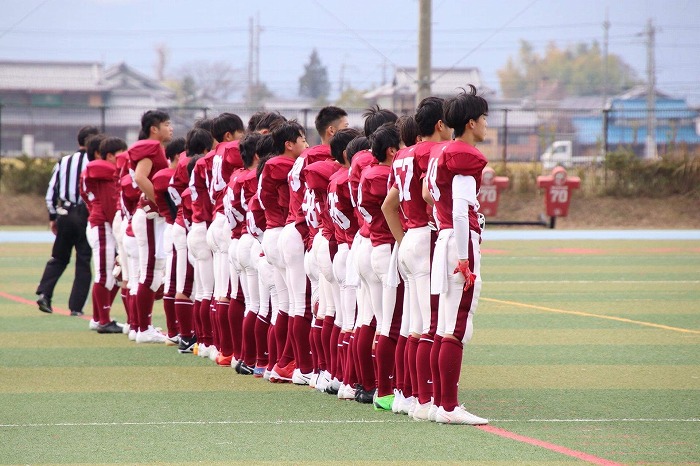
[0,290,90,321]
[477,425,623,465]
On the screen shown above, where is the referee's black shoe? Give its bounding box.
[70,310,84,317]
[36,294,53,314]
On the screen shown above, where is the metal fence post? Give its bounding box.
[603,108,609,188]
[501,108,509,169]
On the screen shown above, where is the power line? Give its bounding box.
[0,0,52,41]
[432,0,540,84]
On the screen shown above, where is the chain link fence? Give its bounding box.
[1,103,698,162]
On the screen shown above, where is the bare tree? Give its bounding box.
[177,61,244,103]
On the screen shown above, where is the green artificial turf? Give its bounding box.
[1,240,698,464]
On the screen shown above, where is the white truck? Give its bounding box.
[540,140,604,170]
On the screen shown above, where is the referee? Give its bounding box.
[36,126,99,316]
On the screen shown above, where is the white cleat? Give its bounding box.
[135,326,167,344]
[197,344,210,358]
[434,405,488,425]
[391,389,404,414]
[411,400,433,421]
[315,370,331,392]
[292,368,313,385]
[128,329,137,341]
[428,404,439,422]
[208,346,219,362]
[89,319,99,331]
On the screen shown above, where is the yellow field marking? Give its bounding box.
[482,297,700,335]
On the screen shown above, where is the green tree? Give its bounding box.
[299,49,330,101]
[498,40,640,98]
[244,82,275,109]
[334,86,368,108]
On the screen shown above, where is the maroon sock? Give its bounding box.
[277,314,296,368]
[211,300,221,350]
[267,322,277,370]
[343,332,357,387]
[174,299,194,338]
[255,315,270,368]
[438,337,464,412]
[216,301,233,357]
[162,296,178,337]
[321,315,335,374]
[199,298,212,345]
[356,324,377,391]
[228,298,244,359]
[136,284,156,332]
[312,318,324,371]
[242,311,257,366]
[310,324,319,372]
[274,312,290,366]
[120,288,130,324]
[192,300,201,340]
[416,334,434,404]
[128,294,138,329]
[91,286,100,323]
[431,334,443,407]
[375,335,397,397]
[406,335,419,398]
[330,325,342,380]
[93,284,112,325]
[394,334,407,394]
[293,315,313,373]
[109,286,119,306]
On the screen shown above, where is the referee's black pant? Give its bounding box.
[36,204,92,313]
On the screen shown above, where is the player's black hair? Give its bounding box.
[362,105,398,137]
[396,114,419,147]
[247,111,266,133]
[371,123,400,163]
[211,112,244,143]
[240,132,263,169]
[330,128,361,165]
[99,137,127,158]
[256,134,275,158]
[443,84,488,138]
[271,120,305,155]
[193,118,213,133]
[139,110,170,140]
[77,126,100,147]
[255,112,287,133]
[85,134,106,161]
[415,96,446,137]
[165,137,186,161]
[187,153,204,176]
[315,106,348,137]
[186,127,214,156]
[346,136,370,164]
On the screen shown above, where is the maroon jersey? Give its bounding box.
[425,141,488,232]
[211,141,243,215]
[119,174,140,221]
[81,160,118,226]
[286,145,332,227]
[169,152,189,208]
[189,149,215,225]
[128,139,167,212]
[224,167,247,240]
[178,188,193,231]
[391,141,437,229]
[328,167,358,245]
[358,164,394,247]
[258,155,295,229]
[238,169,258,237]
[303,159,342,242]
[246,192,266,242]
[152,167,176,223]
[349,150,375,238]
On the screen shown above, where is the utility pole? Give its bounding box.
[339,62,346,95]
[644,18,657,159]
[602,10,609,109]
[416,0,431,106]
[247,14,263,104]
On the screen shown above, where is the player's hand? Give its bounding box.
[49,220,57,236]
[453,259,476,291]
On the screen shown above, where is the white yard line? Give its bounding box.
[1,418,698,428]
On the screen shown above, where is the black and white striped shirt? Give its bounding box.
[45,150,89,220]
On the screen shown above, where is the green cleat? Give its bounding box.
[373,394,395,411]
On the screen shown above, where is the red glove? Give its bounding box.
[453,260,476,291]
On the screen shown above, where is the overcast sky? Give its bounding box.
[2,0,699,104]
